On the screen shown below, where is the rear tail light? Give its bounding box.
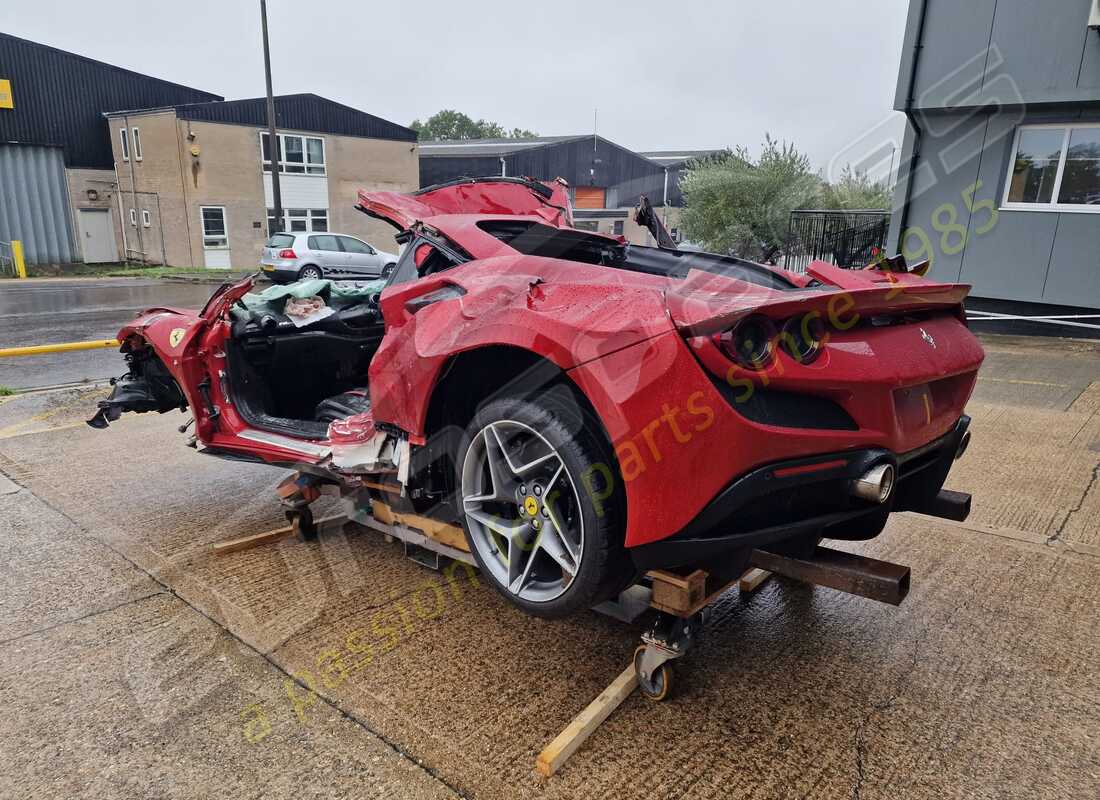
[277,248,297,259]
[714,315,777,370]
[779,314,825,364]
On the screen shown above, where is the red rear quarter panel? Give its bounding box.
[370,255,674,435]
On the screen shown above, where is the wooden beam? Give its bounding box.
[372,500,469,552]
[362,479,402,495]
[536,664,638,777]
[212,525,295,555]
[738,568,772,593]
[212,514,346,555]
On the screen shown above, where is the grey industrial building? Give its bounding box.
[418,136,693,243]
[0,32,220,265]
[890,0,1100,311]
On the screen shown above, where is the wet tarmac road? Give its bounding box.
[0,279,216,390]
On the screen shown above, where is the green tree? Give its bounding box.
[680,136,821,260]
[410,109,537,141]
[819,166,891,210]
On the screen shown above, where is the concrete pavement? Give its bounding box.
[0,333,1097,798]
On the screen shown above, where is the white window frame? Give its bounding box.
[119,128,130,162]
[260,131,326,175]
[1001,122,1100,214]
[267,207,328,234]
[128,208,137,226]
[141,209,151,228]
[131,127,143,161]
[200,205,229,250]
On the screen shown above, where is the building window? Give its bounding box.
[267,207,327,234]
[1004,124,1100,212]
[128,208,137,226]
[260,132,325,175]
[132,127,143,161]
[200,206,229,249]
[612,220,624,236]
[141,209,151,228]
[120,128,130,161]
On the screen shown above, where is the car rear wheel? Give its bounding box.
[457,392,629,618]
[382,262,396,278]
[299,264,323,281]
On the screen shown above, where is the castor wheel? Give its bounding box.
[634,645,674,702]
[286,507,318,541]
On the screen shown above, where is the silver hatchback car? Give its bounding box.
[260,232,399,283]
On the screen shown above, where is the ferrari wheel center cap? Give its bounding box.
[523,496,539,517]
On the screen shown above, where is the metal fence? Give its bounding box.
[782,209,890,273]
[0,240,14,278]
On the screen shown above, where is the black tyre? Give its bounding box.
[298,264,323,281]
[456,389,629,618]
[381,262,396,278]
[634,646,674,702]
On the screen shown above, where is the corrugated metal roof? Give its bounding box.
[418,135,585,157]
[639,149,726,166]
[0,32,221,168]
[167,94,417,143]
[419,136,679,208]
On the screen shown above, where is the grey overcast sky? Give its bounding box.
[6,0,910,174]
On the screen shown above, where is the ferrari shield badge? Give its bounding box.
[169,328,186,348]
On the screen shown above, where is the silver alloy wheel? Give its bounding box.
[300,265,322,280]
[461,419,584,603]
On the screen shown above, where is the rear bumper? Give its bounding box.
[629,415,971,570]
[260,263,300,283]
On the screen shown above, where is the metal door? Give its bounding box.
[77,209,118,263]
[338,236,381,275]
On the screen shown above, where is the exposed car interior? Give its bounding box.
[224,234,467,440]
[226,291,384,439]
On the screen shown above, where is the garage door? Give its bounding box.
[573,186,606,209]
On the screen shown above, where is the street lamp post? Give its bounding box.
[261,0,282,233]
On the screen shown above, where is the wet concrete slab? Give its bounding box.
[0,482,159,642]
[0,331,1098,797]
[0,592,459,799]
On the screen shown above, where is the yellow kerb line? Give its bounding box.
[0,339,120,358]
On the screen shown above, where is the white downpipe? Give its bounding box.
[113,162,129,261]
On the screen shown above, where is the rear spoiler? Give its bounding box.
[668,264,971,338]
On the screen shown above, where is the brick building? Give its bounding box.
[105,94,418,268]
[0,32,418,267]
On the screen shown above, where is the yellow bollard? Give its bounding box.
[11,240,27,279]
[0,339,119,358]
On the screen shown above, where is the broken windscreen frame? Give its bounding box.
[475,220,798,291]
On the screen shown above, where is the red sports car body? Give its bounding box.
[91,177,984,617]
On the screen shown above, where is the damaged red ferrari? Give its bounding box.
[89,177,984,618]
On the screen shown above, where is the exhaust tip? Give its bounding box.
[851,463,895,504]
[954,430,971,460]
